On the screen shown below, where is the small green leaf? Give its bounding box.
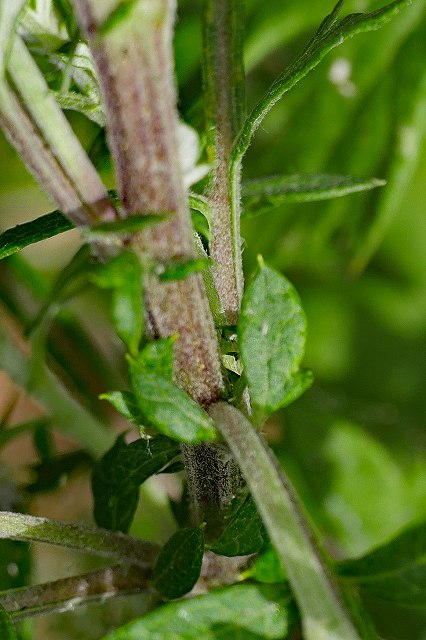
[157,257,211,281]
[209,492,267,557]
[134,338,176,381]
[0,211,74,260]
[86,212,170,238]
[91,251,143,356]
[99,390,143,423]
[129,362,217,444]
[239,258,307,419]
[92,434,180,533]
[101,583,294,639]
[241,174,386,217]
[152,527,204,599]
[247,544,287,584]
[0,604,16,640]
[337,521,426,607]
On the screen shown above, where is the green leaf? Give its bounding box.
[233,0,412,162]
[0,211,74,260]
[129,361,217,444]
[209,492,267,557]
[247,544,287,584]
[241,174,386,217]
[337,521,426,607]
[134,338,176,381]
[157,257,211,281]
[279,369,315,409]
[86,212,170,238]
[99,390,143,423]
[92,434,180,533]
[91,251,143,356]
[98,0,139,37]
[152,527,204,599]
[101,583,294,639]
[0,604,16,640]
[239,257,307,419]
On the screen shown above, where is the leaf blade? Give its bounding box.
[0,604,16,640]
[238,258,307,418]
[242,174,386,218]
[152,527,204,599]
[0,211,74,260]
[101,583,294,639]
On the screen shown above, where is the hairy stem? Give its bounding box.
[0,512,160,568]
[203,0,245,324]
[209,403,363,640]
[0,564,151,620]
[72,0,239,536]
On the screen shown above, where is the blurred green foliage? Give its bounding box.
[0,0,425,637]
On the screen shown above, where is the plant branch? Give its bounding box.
[202,0,245,324]
[209,402,364,640]
[0,564,151,620]
[0,512,160,568]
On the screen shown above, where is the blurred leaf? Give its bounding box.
[169,485,191,529]
[157,257,211,281]
[209,492,267,557]
[91,251,143,357]
[99,390,143,423]
[98,1,139,37]
[129,359,217,443]
[242,174,386,217]
[0,1,27,70]
[234,0,412,161]
[0,605,16,640]
[152,527,204,599]
[26,450,92,494]
[32,423,55,462]
[92,434,180,533]
[239,257,307,420]
[247,544,287,584]
[102,583,294,639]
[322,420,410,556]
[0,211,74,260]
[134,338,175,380]
[337,521,426,607]
[18,0,72,53]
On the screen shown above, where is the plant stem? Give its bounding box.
[202,0,245,325]
[209,403,363,640]
[0,564,151,620]
[72,0,238,537]
[0,512,160,568]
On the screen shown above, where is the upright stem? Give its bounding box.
[73,0,223,405]
[203,0,245,325]
[72,0,234,536]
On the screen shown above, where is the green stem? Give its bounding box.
[0,309,113,456]
[0,512,159,568]
[209,402,363,640]
[202,0,245,325]
[7,34,116,224]
[0,564,151,620]
[0,418,48,448]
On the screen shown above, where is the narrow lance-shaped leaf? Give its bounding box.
[241,174,386,218]
[0,604,16,640]
[101,583,295,640]
[337,521,426,607]
[239,257,309,420]
[209,491,267,557]
[0,211,74,260]
[92,434,180,533]
[152,526,204,600]
[233,0,412,163]
[99,390,143,423]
